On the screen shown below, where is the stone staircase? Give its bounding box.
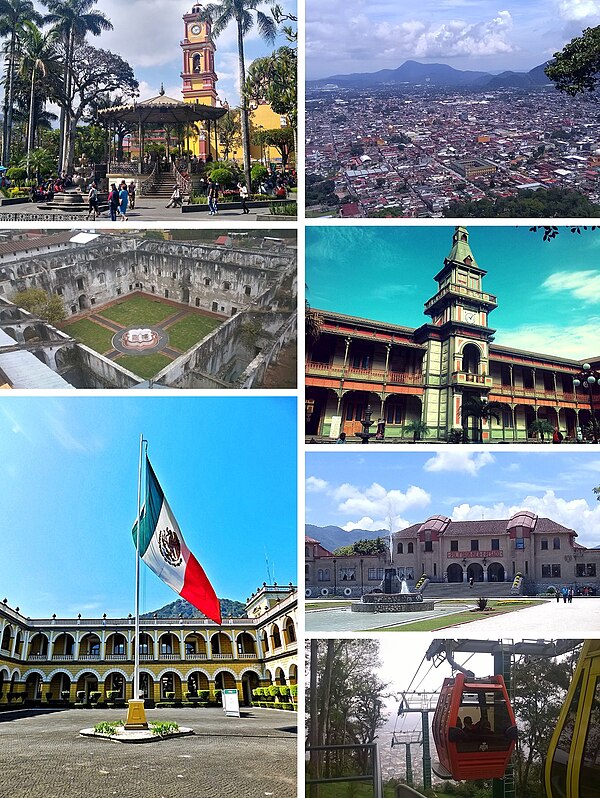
[143,171,181,199]
[424,582,517,599]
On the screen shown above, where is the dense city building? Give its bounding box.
[0,585,297,708]
[305,514,600,596]
[306,87,600,217]
[305,227,600,442]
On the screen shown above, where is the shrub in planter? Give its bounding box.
[106,691,120,701]
[251,164,268,187]
[267,685,280,698]
[165,691,175,701]
[279,685,291,698]
[290,684,298,701]
[61,690,71,701]
[89,691,102,706]
[252,687,265,699]
[6,167,26,183]
[198,690,210,702]
[184,691,198,702]
[214,690,222,705]
[278,702,294,711]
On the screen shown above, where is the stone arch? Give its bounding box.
[447,563,464,583]
[283,616,296,645]
[241,669,260,706]
[52,632,75,657]
[103,669,127,698]
[1,625,12,651]
[214,670,236,690]
[264,669,273,686]
[288,663,298,685]
[467,562,484,582]
[78,632,101,657]
[78,294,88,311]
[158,632,180,657]
[138,668,155,700]
[274,667,286,686]
[76,671,99,700]
[158,670,182,700]
[25,672,43,700]
[105,631,127,657]
[236,632,256,656]
[462,342,482,375]
[270,623,282,649]
[210,632,233,657]
[487,562,506,583]
[28,632,49,656]
[3,327,17,341]
[73,668,102,682]
[0,667,9,697]
[47,667,75,681]
[23,325,38,342]
[184,667,211,683]
[48,670,72,699]
[137,631,155,657]
[22,668,46,681]
[261,630,269,656]
[33,349,48,365]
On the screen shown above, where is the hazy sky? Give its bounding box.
[0,395,297,618]
[27,0,295,107]
[306,0,599,79]
[306,225,600,361]
[306,449,600,546]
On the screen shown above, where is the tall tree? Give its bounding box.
[461,395,502,443]
[201,0,276,192]
[251,126,294,169]
[244,45,296,153]
[0,0,43,164]
[16,20,59,174]
[43,0,112,172]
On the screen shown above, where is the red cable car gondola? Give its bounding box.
[432,673,518,780]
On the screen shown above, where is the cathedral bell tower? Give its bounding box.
[181,3,218,106]
[415,227,498,439]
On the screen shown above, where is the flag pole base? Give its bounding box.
[124,698,149,729]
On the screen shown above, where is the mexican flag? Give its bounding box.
[132,456,221,624]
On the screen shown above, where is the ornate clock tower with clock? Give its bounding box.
[415,227,498,439]
[181,3,218,106]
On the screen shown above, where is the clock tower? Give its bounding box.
[181,3,218,106]
[415,227,498,439]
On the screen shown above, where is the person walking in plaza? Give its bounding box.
[238,181,249,214]
[568,587,574,603]
[128,181,136,209]
[108,183,120,222]
[207,178,219,215]
[556,588,561,603]
[118,182,129,221]
[553,426,563,444]
[562,586,569,603]
[86,182,99,221]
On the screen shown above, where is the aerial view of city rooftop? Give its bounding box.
[306,0,600,218]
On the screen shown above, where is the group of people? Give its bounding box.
[30,173,75,202]
[456,716,492,736]
[556,586,576,603]
[85,180,136,222]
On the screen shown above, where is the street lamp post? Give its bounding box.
[573,364,600,443]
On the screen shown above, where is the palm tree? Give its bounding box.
[0,0,43,164]
[403,419,428,443]
[461,395,503,443]
[528,419,555,443]
[202,0,276,192]
[43,0,112,172]
[19,146,54,182]
[17,20,59,175]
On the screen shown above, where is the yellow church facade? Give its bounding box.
[181,3,293,168]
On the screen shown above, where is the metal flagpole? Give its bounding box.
[125,433,148,729]
[134,432,144,700]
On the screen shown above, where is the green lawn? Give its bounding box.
[166,313,221,351]
[115,352,173,380]
[61,318,115,354]
[99,295,177,326]
[373,600,544,632]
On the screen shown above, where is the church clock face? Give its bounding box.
[191,24,201,34]
[464,310,477,324]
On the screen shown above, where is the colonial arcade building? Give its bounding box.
[0,585,297,708]
[305,513,600,596]
[305,227,600,442]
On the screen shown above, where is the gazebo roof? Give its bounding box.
[98,90,227,125]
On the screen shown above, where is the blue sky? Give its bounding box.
[306,449,600,547]
[306,225,600,360]
[0,396,297,618]
[29,0,295,107]
[306,0,598,79]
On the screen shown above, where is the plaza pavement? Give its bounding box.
[0,706,297,798]
[306,598,600,635]
[0,199,267,222]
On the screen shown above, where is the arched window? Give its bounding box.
[98,273,105,284]
[397,542,403,554]
[407,542,414,554]
[553,537,561,550]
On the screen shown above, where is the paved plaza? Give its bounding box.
[0,707,297,798]
[306,598,600,634]
[0,198,285,223]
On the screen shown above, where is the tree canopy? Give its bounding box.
[13,287,65,323]
[545,26,600,95]
[333,537,388,556]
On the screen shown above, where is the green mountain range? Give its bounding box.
[141,597,246,619]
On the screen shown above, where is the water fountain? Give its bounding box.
[351,568,435,613]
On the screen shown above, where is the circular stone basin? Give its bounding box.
[80,726,194,744]
[112,326,168,355]
[351,592,435,613]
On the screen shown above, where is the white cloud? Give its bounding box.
[306,476,329,492]
[452,489,600,547]
[331,481,430,531]
[497,318,600,360]
[424,450,495,475]
[558,0,600,21]
[542,270,600,303]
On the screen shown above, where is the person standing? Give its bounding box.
[86,182,99,221]
[238,181,250,214]
[108,183,120,222]
[118,182,129,221]
[207,179,219,215]
[552,426,563,444]
[128,181,136,209]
